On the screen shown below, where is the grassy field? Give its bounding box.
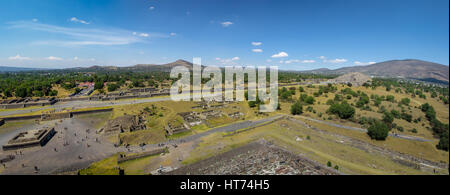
[183,119,446,175]
[78,154,120,175]
[52,85,73,98]
[118,155,157,175]
[275,84,449,140]
[299,117,449,164]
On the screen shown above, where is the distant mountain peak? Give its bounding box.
[303,59,449,82]
[174,59,191,64]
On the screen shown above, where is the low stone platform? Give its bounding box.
[2,127,56,151]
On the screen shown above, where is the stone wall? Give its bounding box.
[41,112,72,121]
[1,108,113,123]
[0,99,57,109]
[117,148,167,163]
[2,127,56,151]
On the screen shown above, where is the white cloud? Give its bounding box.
[8,54,31,60]
[149,6,155,11]
[252,49,263,53]
[221,21,233,27]
[271,52,288,58]
[8,21,169,46]
[354,61,376,65]
[215,56,240,65]
[70,17,90,25]
[281,59,316,64]
[46,56,63,61]
[302,60,316,63]
[328,59,348,63]
[73,56,79,60]
[251,42,262,46]
[139,33,149,37]
[319,56,347,63]
[170,32,177,36]
[284,59,300,64]
[266,59,272,62]
[32,18,38,22]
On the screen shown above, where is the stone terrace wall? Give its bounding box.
[117,148,167,163]
[1,108,113,122]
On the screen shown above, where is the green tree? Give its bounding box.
[437,131,449,151]
[400,98,410,106]
[94,81,104,90]
[305,96,315,105]
[290,101,303,115]
[382,112,394,129]
[248,101,257,108]
[327,102,355,119]
[15,86,28,98]
[367,121,390,140]
[299,86,304,92]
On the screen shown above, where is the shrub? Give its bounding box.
[437,131,449,151]
[290,101,303,115]
[367,121,390,140]
[305,96,315,105]
[327,102,355,119]
[299,87,304,92]
[386,95,395,102]
[400,98,410,106]
[401,112,412,122]
[382,112,394,129]
[390,110,401,118]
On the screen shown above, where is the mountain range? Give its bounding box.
[0,66,47,72]
[302,59,449,83]
[2,59,448,83]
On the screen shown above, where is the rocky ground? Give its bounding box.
[167,139,339,175]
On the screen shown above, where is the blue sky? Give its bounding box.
[0,0,448,70]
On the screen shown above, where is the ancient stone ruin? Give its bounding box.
[2,127,56,151]
[177,110,225,127]
[98,115,146,134]
[0,97,57,109]
[178,112,203,127]
[328,72,372,86]
[41,111,72,121]
[165,120,190,136]
[228,112,244,119]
